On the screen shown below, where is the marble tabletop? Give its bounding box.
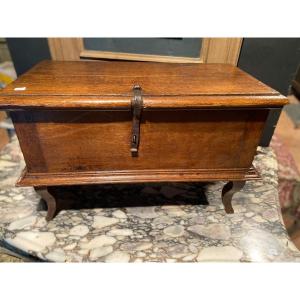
[0,136,300,262]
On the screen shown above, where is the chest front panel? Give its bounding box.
[12,108,268,174]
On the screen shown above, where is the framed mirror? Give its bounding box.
[48,38,242,65]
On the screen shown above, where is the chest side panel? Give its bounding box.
[12,108,268,175]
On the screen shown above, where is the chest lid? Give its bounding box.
[0,60,287,109]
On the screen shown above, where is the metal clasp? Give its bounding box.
[131,84,143,157]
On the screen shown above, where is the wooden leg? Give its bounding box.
[221,181,245,214]
[34,187,57,221]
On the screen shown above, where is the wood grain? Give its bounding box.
[11,109,267,175]
[1,60,288,197]
[0,61,288,109]
[1,61,281,96]
[80,50,202,64]
[202,38,243,66]
[0,95,288,110]
[48,38,83,61]
[17,166,260,187]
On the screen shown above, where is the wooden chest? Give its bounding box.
[0,61,288,220]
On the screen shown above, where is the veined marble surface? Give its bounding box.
[0,136,300,262]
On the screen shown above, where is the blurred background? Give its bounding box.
[0,37,300,248]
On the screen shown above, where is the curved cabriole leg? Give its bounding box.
[34,187,57,221]
[221,181,245,214]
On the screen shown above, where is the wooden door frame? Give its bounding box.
[48,38,243,65]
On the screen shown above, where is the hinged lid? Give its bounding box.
[0,60,288,109]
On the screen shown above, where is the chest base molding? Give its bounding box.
[17,166,260,187]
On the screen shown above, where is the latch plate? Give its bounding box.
[131,85,143,157]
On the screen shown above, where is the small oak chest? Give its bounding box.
[0,61,288,220]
